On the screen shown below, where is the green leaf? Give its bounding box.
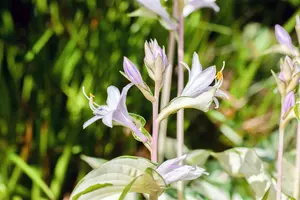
[80,155,107,169]
[129,113,152,150]
[70,156,166,200]
[294,103,300,120]
[164,137,189,160]
[8,152,54,200]
[157,90,216,122]
[128,8,157,18]
[186,149,211,167]
[191,180,230,200]
[212,148,292,199]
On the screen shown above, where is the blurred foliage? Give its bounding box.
[0,0,299,199]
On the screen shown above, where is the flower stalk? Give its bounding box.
[295,121,300,199]
[158,0,177,162]
[177,3,185,199]
[277,117,285,200]
[295,85,300,199]
[151,80,161,162]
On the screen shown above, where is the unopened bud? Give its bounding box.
[280,56,292,82]
[271,70,286,96]
[283,91,295,114]
[123,57,144,85]
[275,24,293,50]
[286,72,300,93]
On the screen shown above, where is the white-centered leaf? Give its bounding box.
[212,148,293,199]
[70,156,166,200]
[186,149,211,167]
[80,155,107,169]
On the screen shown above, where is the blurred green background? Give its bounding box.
[0,0,299,199]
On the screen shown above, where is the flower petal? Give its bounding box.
[137,0,176,30]
[83,115,103,129]
[118,84,133,111]
[102,112,113,128]
[113,110,148,142]
[162,165,207,184]
[106,86,121,109]
[157,155,187,176]
[183,0,220,17]
[182,65,216,97]
[190,52,203,81]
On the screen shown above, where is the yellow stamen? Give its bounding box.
[89,93,95,103]
[216,71,223,80]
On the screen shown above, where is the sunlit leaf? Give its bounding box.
[70,156,166,200]
[212,148,293,199]
[128,8,157,19]
[80,155,107,169]
[186,149,211,167]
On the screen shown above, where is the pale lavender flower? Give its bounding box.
[157,52,227,121]
[275,24,293,50]
[123,57,144,85]
[283,91,295,113]
[136,0,176,30]
[183,0,220,17]
[83,84,148,142]
[157,155,208,184]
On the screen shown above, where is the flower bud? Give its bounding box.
[123,57,144,85]
[286,72,300,94]
[275,24,293,50]
[271,70,285,96]
[144,39,168,83]
[280,56,292,82]
[283,91,295,114]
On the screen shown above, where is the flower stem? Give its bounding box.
[176,6,185,200]
[277,96,286,200]
[276,123,284,200]
[158,31,175,162]
[151,80,161,162]
[295,121,300,199]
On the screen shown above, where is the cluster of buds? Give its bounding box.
[123,39,168,101]
[272,19,300,122]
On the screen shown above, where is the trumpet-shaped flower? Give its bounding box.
[136,0,176,30]
[157,52,227,121]
[122,57,155,102]
[157,155,208,184]
[83,84,148,142]
[183,0,220,17]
